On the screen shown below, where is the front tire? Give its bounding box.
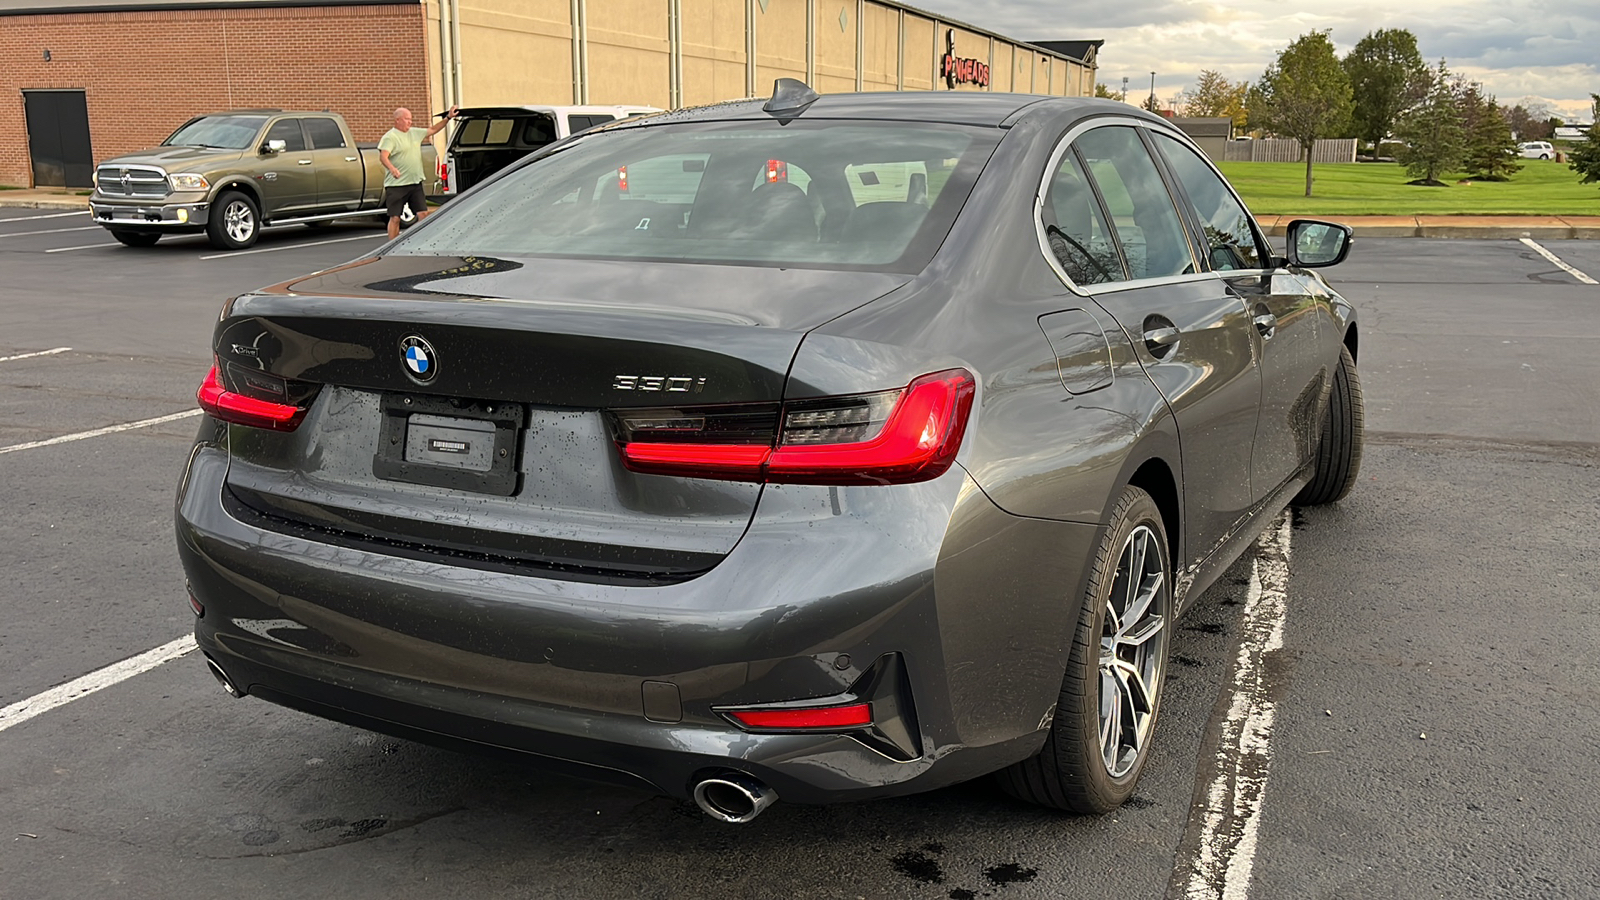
[109,230,160,247]
[998,486,1172,813]
[207,191,260,250]
[1293,344,1364,506]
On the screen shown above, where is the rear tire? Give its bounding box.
[109,230,160,247]
[998,486,1172,813]
[207,191,260,250]
[1293,344,1364,506]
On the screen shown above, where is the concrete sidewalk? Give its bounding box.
[0,189,92,210]
[4,189,1598,239]
[1255,214,1600,240]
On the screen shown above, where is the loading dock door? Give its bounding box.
[23,90,94,188]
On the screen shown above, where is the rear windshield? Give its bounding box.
[163,115,269,150]
[395,119,1000,273]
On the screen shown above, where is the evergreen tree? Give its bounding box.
[1459,83,1520,180]
[1393,60,1465,185]
[1569,95,1600,188]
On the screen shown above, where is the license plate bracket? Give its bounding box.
[373,393,524,496]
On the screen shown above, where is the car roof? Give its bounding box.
[625,92,1162,130]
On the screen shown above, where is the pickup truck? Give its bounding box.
[89,111,437,250]
[440,104,658,196]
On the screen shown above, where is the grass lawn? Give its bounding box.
[1219,160,1600,216]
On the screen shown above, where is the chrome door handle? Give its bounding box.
[1253,313,1278,339]
[297,159,313,166]
[344,156,358,162]
[1143,326,1181,357]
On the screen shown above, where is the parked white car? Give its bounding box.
[1517,141,1555,160]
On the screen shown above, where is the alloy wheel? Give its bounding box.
[224,201,255,244]
[1097,524,1168,778]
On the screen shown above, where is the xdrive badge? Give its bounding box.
[400,335,438,384]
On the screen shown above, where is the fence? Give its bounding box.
[1224,138,1357,163]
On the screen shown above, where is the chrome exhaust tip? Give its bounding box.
[203,654,243,698]
[692,773,777,823]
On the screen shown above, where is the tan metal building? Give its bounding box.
[2,0,1098,189]
[432,0,1099,109]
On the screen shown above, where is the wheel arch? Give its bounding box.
[210,180,263,210]
[1343,322,1359,363]
[1107,420,1182,572]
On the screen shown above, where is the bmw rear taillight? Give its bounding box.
[196,363,309,432]
[614,368,975,485]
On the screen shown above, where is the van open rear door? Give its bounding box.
[441,107,560,196]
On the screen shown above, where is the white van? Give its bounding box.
[440,105,661,196]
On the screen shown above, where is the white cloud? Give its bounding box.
[927,0,1598,121]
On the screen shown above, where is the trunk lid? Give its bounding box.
[216,254,908,581]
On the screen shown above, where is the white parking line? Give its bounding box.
[0,347,71,363]
[1182,513,1291,900]
[44,242,120,253]
[0,225,100,239]
[0,210,89,222]
[0,636,197,734]
[0,409,202,456]
[200,232,385,260]
[1521,238,1599,285]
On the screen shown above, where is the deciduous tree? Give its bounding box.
[1094,83,1120,100]
[1253,31,1355,196]
[1343,29,1428,151]
[1184,70,1249,130]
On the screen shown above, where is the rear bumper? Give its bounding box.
[176,440,1100,803]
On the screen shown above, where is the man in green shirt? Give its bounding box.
[378,105,456,239]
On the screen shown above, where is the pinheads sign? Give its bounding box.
[941,29,991,89]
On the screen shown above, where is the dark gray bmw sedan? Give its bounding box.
[176,84,1362,822]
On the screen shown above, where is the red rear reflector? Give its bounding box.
[197,365,306,431]
[729,703,871,729]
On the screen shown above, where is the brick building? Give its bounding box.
[2,0,1099,189]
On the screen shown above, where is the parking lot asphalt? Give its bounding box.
[2,211,1597,899]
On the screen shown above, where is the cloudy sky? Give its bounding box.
[930,0,1598,121]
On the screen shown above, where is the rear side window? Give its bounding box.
[395,120,1000,273]
[568,115,615,133]
[1151,133,1265,271]
[302,117,346,150]
[1041,149,1126,285]
[265,119,307,153]
[1074,127,1195,280]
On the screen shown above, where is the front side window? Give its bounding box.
[1073,127,1196,280]
[265,119,306,153]
[1040,148,1126,285]
[395,120,1000,273]
[1151,133,1265,271]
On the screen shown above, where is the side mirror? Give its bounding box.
[261,139,287,155]
[1284,219,1353,268]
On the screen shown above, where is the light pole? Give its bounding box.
[1148,71,1156,109]
[1121,76,1128,102]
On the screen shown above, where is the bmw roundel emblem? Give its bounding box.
[399,335,437,384]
